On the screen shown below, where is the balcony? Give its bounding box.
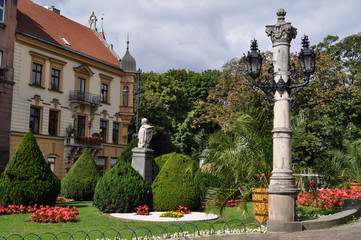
[69,90,101,106]
[64,135,103,163]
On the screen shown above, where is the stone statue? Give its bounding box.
[137,118,153,148]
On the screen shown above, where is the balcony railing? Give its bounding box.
[65,135,104,147]
[69,90,101,105]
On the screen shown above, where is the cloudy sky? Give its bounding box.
[33,0,361,73]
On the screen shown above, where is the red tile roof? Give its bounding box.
[17,0,121,68]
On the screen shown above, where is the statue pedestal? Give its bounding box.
[132,148,154,188]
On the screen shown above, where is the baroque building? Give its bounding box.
[9,0,136,178]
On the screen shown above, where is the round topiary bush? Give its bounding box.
[0,131,60,206]
[61,148,101,200]
[114,137,138,165]
[94,160,148,213]
[152,153,201,211]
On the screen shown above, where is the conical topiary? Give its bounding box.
[61,148,101,200]
[0,131,60,206]
[94,160,148,213]
[152,153,201,211]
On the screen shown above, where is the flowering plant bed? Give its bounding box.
[160,211,184,218]
[0,204,38,215]
[30,206,79,223]
[136,205,150,215]
[176,205,191,214]
[56,197,67,203]
[297,188,361,210]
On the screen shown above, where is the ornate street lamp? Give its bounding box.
[246,39,263,79]
[246,35,315,104]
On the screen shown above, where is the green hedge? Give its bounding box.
[94,160,148,213]
[61,148,101,200]
[115,137,138,165]
[0,132,60,206]
[152,152,174,181]
[194,168,223,201]
[152,153,200,211]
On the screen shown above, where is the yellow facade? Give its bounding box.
[10,29,135,179]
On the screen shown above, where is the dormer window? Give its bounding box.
[59,36,70,46]
[0,0,4,23]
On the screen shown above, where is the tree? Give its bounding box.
[0,132,60,206]
[61,148,101,200]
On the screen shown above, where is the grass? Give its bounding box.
[0,201,259,240]
[297,205,341,221]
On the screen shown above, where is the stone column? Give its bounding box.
[132,147,154,188]
[265,9,302,232]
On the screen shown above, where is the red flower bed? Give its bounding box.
[0,204,38,215]
[177,205,191,214]
[136,205,150,215]
[30,206,79,223]
[297,188,361,210]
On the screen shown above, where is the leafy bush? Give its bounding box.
[115,137,138,165]
[94,160,148,213]
[61,148,101,200]
[0,132,60,206]
[152,153,200,211]
[152,152,174,181]
[194,168,223,201]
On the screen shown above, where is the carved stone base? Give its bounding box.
[132,148,154,188]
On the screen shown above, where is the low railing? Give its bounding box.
[2,217,264,240]
[69,90,101,105]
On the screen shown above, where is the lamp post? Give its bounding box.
[245,8,315,232]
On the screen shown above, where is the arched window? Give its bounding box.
[123,86,129,107]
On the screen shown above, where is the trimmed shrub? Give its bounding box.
[115,137,138,165]
[61,148,101,200]
[94,160,148,213]
[152,152,173,181]
[0,132,60,206]
[152,153,200,211]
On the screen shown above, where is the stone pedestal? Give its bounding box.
[131,148,154,187]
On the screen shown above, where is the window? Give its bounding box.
[112,122,119,144]
[100,120,107,142]
[0,50,2,67]
[100,74,113,104]
[0,0,4,23]
[30,52,47,87]
[48,110,59,136]
[77,115,86,137]
[123,86,129,107]
[101,83,108,103]
[96,157,106,175]
[49,58,65,92]
[48,157,55,172]
[50,68,60,91]
[110,158,117,167]
[78,77,86,93]
[30,106,41,134]
[32,63,42,86]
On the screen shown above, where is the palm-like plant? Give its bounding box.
[202,107,272,215]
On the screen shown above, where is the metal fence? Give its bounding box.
[2,217,264,240]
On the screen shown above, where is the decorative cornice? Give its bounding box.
[265,8,297,45]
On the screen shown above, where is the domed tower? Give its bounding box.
[121,35,136,72]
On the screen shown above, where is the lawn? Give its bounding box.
[0,201,259,240]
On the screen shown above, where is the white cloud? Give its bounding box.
[32,0,361,73]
